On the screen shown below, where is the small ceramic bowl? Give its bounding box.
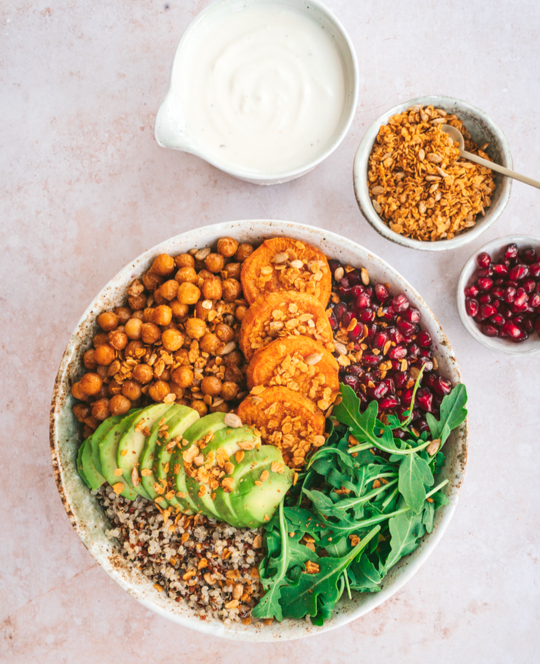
[457,234,540,355]
[155,0,358,185]
[353,95,513,251]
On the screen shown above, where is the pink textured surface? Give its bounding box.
[1,1,539,662]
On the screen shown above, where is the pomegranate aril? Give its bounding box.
[465,298,479,317]
[338,283,353,300]
[424,373,437,389]
[509,264,529,281]
[381,307,397,322]
[402,307,421,324]
[379,396,400,410]
[482,324,499,337]
[373,331,389,350]
[402,388,414,404]
[347,270,361,286]
[503,321,523,339]
[397,318,417,336]
[476,252,491,269]
[529,263,540,278]
[490,313,505,326]
[394,372,409,389]
[359,308,375,323]
[504,286,517,303]
[479,303,497,318]
[388,327,404,344]
[334,302,348,321]
[328,312,338,330]
[407,343,420,361]
[491,287,505,299]
[351,284,365,300]
[464,285,479,298]
[522,278,536,294]
[521,248,537,265]
[478,293,492,304]
[383,377,396,395]
[416,419,430,434]
[417,330,432,348]
[417,388,433,412]
[363,353,381,367]
[391,293,410,313]
[530,293,540,308]
[328,259,341,274]
[524,317,534,333]
[433,376,452,396]
[505,243,519,261]
[492,263,508,276]
[477,277,493,291]
[348,323,363,341]
[370,382,388,400]
[355,293,371,309]
[388,345,407,360]
[375,283,390,302]
[341,310,354,327]
[343,374,359,390]
[477,268,493,278]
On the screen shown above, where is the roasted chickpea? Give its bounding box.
[151,253,175,276]
[202,277,222,300]
[235,305,248,322]
[96,364,108,379]
[108,329,128,351]
[223,262,241,280]
[142,270,163,291]
[171,365,194,388]
[190,400,208,417]
[152,305,173,327]
[223,350,243,366]
[132,363,153,384]
[195,300,214,321]
[143,307,155,323]
[210,401,230,414]
[109,394,131,416]
[73,403,91,423]
[235,243,254,262]
[184,318,207,339]
[107,382,122,397]
[205,253,225,273]
[115,307,132,325]
[222,278,242,302]
[170,300,189,319]
[148,380,170,402]
[83,349,97,370]
[175,266,198,284]
[225,365,244,383]
[197,269,214,281]
[217,237,239,258]
[92,398,110,421]
[153,289,168,306]
[132,310,144,321]
[200,332,223,355]
[175,253,195,269]
[221,381,240,401]
[141,322,161,344]
[169,381,184,400]
[94,344,116,366]
[83,415,100,430]
[93,332,109,348]
[122,380,142,401]
[201,376,222,396]
[159,279,179,301]
[177,282,201,305]
[160,368,171,382]
[128,293,147,311]
[125,340,143,358]
[98,312,119,332]
[125,317,143,340]
[215,323,234,343]
[162,328,184,352]
[79,372,103,396]
[174,349,190,365]
[72,381,88,401]
[82,425,93,438]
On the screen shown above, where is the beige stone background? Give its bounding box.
[1,1,539,662]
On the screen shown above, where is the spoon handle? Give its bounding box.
[461,150,540,190]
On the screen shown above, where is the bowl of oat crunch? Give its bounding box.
[50,219,468,641]
[353,95,513,251]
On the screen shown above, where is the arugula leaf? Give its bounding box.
[348,554,384,593]
[426,383,468,445]
[398,453,434,513]
[384,508,426,571]
[279,526,380,621]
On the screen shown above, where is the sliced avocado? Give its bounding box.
[214,445,283,527]
[99,411,140,501]
[140,405,199,508]
[77,438,90,487]
[81,415,124,490]
[186,425,259,519]
[117,403,172,499]
[230,461,294,528]
[169,412,228,514]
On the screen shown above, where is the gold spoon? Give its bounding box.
[441,124,540,190]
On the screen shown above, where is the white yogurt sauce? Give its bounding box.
[175,4,347,175]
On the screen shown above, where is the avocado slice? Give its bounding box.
[213,445,284,527]
[229,461,294,528]
[169,412,228,514]
[186,425,260,519]
[77,438,90,487]
[81,415,124,490]
[117,403,172,499]
[99,411,140,501]
[140,405,199,507]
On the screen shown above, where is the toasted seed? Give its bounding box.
[224,413,242,428]
[194,247,211,260]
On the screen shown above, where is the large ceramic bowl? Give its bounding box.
[353,95,513,251]
[50,219,468,641]
[457,234,540,355]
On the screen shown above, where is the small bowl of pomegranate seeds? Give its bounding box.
[457,235,540,355]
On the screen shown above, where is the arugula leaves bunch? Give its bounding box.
[252,379,467,625]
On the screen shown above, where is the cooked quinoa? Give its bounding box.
[95,485,263,624]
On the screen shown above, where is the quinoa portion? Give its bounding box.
[95,485,263,624]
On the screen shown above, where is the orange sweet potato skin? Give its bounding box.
[241,237,332,307]
[239,291,334,362]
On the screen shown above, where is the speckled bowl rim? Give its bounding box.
[457,233,540,355]
[50,219,468,641]
[353,95,513,252]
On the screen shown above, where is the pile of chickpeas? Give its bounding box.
[71,238,255,440]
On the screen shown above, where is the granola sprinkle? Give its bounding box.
[96,485,262,624]
[367,104,496,241]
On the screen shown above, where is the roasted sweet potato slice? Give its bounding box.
[246,336,339,410]
[236,386,326,468]
[241,238,332,307]
[239,291,334,362]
